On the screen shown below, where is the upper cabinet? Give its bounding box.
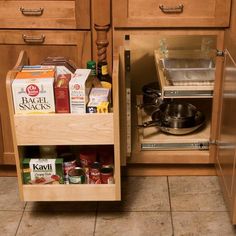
[113,0,232,28]
[0,0,90,29]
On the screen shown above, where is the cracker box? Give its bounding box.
[54,74,71,113]
[89,88,110,103]
[86,101,109,113]
[22,158,64,184]
[69,69,93,114]
[12,69,56,114]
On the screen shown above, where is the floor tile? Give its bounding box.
[25,201,97,212]
[169,176,227,211]
[95,212,172,236]
[172,212,236,236]
[0,177,25,210]
[0,211,23,236]
[98,177,170,212]
[16,211,96,236]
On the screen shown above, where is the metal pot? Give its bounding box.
[138,102,205,135]
[158,102,198,128]
[138,82,162,115]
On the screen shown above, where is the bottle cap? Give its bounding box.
[87,61,96,69]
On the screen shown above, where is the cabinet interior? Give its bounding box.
[121,34,217,164]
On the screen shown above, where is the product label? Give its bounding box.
[101,65,108,75]
[29,159,56,180]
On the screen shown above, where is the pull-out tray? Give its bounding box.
[136,96,210,151]
[154,50,215,98]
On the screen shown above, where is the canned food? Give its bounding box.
[68,167,85,184]
[101,166,114,184]
[89,162,101,184]
[63,157,77,184]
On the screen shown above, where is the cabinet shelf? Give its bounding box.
[14,113,114,146]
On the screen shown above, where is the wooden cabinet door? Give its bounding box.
[215,0,236,224]
[113,0,231,28]
[216,50,236,224]
[0,30,91,164]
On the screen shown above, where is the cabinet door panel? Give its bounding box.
[0,30,91,164]
[216,50,236,223]
[113,0,231,27]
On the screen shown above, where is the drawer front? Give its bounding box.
[14,114,114,145]
[113,0,231,27]
[0,0,90,29]
[0,30,91,68]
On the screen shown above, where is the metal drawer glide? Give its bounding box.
[141,142,209,151]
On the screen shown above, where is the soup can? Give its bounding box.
[68,167,85,184]
[89,162,101,184]
[100,166,114,184]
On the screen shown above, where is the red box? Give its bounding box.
[54,74,71,113]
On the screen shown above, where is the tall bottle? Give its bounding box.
[87,60,102,88]
[97,61,112,90]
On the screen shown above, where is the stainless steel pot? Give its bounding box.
[138,102,205,135]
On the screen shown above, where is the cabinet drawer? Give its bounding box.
[113,0,231,27]
[0,0,90,29]
[14,114,114,145]
[0,29,91,69]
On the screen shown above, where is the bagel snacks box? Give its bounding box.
[22,158,64,184]
[12,66,56,114]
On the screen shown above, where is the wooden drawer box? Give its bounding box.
[0,0,90,29]
[113,0,231,28]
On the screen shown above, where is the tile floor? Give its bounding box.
[1,176,236,236]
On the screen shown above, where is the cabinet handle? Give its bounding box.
[22,34,45,44]
[20,7,44,16]
[159,4,184,14]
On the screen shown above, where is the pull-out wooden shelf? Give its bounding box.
[154,50,214,98]
[6,51,121,202]
[14,113,114,146]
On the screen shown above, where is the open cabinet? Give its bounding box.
[6,51,121,201]
[114,30,224,166]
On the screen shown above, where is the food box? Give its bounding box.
[69,69,93,114]
[54,74,71,113]
[86,101,109,113]
[89,88,110,103]
[41,57,77,75]
[12,69,56,114]
[22,158,64,184]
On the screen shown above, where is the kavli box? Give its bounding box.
[12,70,56,114]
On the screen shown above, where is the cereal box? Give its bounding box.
[22,158,64,184]
[12,69,56,114]
[69,69,93,114]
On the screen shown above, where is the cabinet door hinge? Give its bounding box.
[216,50,225,57]
[125,50,131,72]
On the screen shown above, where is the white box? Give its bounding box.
[12,70,55,114]
[69,69,92,114]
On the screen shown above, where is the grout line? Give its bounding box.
[167,176,175,236]
[14,202,27,236]
[93,202,99,236]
